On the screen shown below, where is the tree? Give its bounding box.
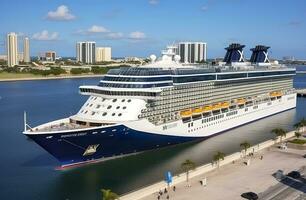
[101,189,119,200]
[294,118,306,133]
[181,159,196,183]
[271,128,287,142]
[213,151,225,168]
[240,141,251,157]
[295,131,302,139]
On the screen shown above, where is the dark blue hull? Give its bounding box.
[25,125,198,166]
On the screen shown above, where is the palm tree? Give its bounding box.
[240,141,251,157]
[271,128,287,142]
[213,151,225,168]
[101,189,119,200]
[295,131,302,139]
[295,118,306,133]
[181,159,196,183]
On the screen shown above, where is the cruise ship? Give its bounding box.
[23,44,297,167]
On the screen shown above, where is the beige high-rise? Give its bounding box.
[23,37,30,63]
[7,32,18,67]
[96,47,111,62]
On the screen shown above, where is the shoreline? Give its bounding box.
[0,74,104,82]
[120,130,302,200]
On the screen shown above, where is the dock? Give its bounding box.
[296,89,306,97]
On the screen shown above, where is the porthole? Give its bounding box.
[102,112,107,116]
[90,104,93,107]
[127,99,131,103]
[123,106,127,109]
[112,99,117,102]
[107,105,112,109]
[121,99,125,102]
[112,113,116,116]
[96,105,101,109]
[116,106,120,109]
[102,98,106,102]
[118,113,122,117]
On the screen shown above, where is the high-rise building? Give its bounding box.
[45,51,56,61]
[76,41,96,64]
[7,32,18,67]
[23,37,30,63]
[178,42,207,63]
[96,47,111,62]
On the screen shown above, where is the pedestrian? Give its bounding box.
[173,186,176,192]
[164,188,167,193]
[166,194,169,200]
[260,155,263,160]
[157,195,160,200]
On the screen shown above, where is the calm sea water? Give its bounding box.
[0,67,305,200]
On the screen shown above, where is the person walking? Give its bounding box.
[173,186,176,192]
[166,194,169,199]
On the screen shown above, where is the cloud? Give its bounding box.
[87,25,109,33]
[106,32,124,39]
[200,6,208,12]
[46,5,75,21]
[149,0,159,5]
[32,30,59,41]
[129,31,146,40]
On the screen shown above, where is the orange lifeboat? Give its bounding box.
[192,107,203,115]
[212,103,222,110]
[221,102,230,109]
[180,109,192,117]
[237,98,246,105]
[202,105,213,112]
[270,91,282,97]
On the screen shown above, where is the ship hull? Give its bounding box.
[25,93,297,167]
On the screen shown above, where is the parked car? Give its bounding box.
[241,192,258,200]
[287,171,301,179]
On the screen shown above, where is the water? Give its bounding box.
[0,69,305,200]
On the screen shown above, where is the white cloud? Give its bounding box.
[46,5,75,21]
[129,31,146,40]
[106,32,124,39]
[87,25,109,33]
[32,30,59,41]
[149,0,159,5]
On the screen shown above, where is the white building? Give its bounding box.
[96,47,111,62]
[76,41,96,64]
[178,42,207,63]
[7,32,18,67]
[23,37,30,63]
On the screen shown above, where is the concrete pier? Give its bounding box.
[120,131,304,200]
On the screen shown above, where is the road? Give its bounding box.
[259,167,306,200]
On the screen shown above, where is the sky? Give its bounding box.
[0,0,305,59]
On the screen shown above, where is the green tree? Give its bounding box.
[240,141,251,157]
[271,128,287,142]
[213,151,225,168]
[294,118,306,133]
[101,189,119,200]
[181,159,196,183]
[295,131,302,138]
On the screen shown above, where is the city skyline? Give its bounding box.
[0,0,305,59]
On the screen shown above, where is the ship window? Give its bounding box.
[112,99,117,102]
[84,111,88,114]
[116,106,120,109]
[127,99,131,102]
[91,112,96,115]
[118,113,122,117]
[102,112,107,116]
[96,105,101,109]
[123,106,127,109]
[112,113,116,116]
[102,98,106,102]
[107,105,112,109]
[121,99,125,102]
[90,104,93,107]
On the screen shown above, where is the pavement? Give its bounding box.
[140,147,306,200]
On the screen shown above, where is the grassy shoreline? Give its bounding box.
[0,72,104,82]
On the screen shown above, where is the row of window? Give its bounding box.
[98,82,172,88]
[80,88,158,97]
